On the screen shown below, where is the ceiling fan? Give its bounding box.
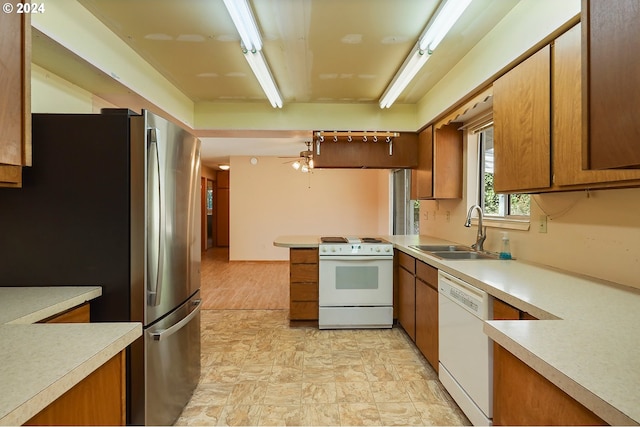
[282,141,314,173]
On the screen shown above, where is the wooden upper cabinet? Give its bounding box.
[412,123,462,199]
[313,132,418,169]
[493,44,551,193]
[0,12,31,188]
[412,126,434,199]
[584,0,640,169]
[554,23,640,186]
[433,124,463,198]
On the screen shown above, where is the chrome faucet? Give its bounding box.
[465,205,486,252]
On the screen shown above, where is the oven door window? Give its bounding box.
[335,266,379,290]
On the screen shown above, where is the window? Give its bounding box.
[478,126,530,218]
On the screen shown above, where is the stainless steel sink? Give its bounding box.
[409,244,472,252]
[409,244,503,260]
[430,251,499,260]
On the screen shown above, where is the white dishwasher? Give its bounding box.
[438,271,492,426]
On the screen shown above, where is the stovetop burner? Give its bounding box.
[320,237,348,243]
[321,236,386,244]
[361,237,383,243]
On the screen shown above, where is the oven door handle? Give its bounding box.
[320,255,393,262]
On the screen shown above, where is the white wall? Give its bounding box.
[32,64,117,113]
[229,156,390,260]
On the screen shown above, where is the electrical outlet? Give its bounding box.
[538,215,548,233]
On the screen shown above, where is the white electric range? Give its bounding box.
[318,237,394,329]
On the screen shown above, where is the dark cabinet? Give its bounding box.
[584,0,640,169]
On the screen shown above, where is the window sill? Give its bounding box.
[471,217,530,231]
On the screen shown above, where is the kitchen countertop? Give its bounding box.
[0,323,141,426]
[274,234,640,425]
[0,287,142,425]
[0,286,102,324]
[273,235,322,248]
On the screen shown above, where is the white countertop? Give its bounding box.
[0,323,141,425]
[0,286,142,425]
[273,235,321,248]
[0,286,102,324]
[275,234,640,425]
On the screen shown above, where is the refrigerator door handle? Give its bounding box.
[150,299,202,341]
[147,128,164,307]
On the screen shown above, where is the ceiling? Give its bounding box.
[36,0,519,167]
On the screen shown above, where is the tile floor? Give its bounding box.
[175,309,470,426]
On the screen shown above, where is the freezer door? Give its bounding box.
[145,110,201,325]
[144,292,201,426]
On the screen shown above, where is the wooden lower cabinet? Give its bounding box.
[41,303,90,323]
[25,350,126,426]
[289,248,319,321]
[397,252,439,371]
[397,261,416,341]
[415,268,438,372]
[493,345,606,426]
[492,298,603,425]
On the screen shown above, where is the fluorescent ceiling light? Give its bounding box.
[419,0,473,52]
[222,0,262,52]
[379,48,430,109]
[222,0,283,108]
[244,50,283,108]
[379,0,473,109]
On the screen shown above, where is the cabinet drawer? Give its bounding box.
[398,251,416,274]
[290,283,318,301]
[416,261,437,289]
[290,248,318,264]
[290,301,318,320]
[290,263,318,283]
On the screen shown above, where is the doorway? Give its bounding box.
[201,177,215,251]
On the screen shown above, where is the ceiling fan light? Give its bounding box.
[301,164,309,173]
[292,161,301,170]
[308,159,314,169]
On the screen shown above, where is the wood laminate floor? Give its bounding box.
[201,248,289,310]
[178,248,470,426]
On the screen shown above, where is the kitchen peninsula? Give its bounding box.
[274,235,640,426]
[0,286,142,426]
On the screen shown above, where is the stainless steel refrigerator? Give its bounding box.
[0,109,201,425]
